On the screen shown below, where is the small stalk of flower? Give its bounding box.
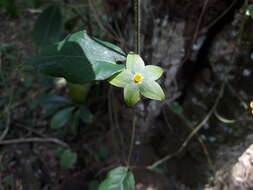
[109,53,165,106]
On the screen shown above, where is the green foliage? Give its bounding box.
[3,175,14,186]
[89,180,100,190]
[168,101,183,115]
[67,82,91,103]
[60,149,77,169]
[32,6,63,47]
[99,167,135,190]
[54,148,77,169]
[39,94,94,132]
[0,0,17,16]
[50,107,75,129]
[79,106,94,125]
[31,31,126,84]
[97,147,109,160]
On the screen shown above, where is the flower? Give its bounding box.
[109,53,165,106]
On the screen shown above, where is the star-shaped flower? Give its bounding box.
[109,53,165,106]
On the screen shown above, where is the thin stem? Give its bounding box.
[134,0,141,54]
[127,114,137,167]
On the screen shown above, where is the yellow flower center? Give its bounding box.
[133,73,143,83]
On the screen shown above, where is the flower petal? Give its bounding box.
[140,80,165,100]
[108,69,132,88]
[126,53,145,72]
[124,84,141,106]
[143,65,163,81]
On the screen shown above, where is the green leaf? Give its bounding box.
[79,106,94,124]
[70,110,80,135]
[60,149,77,169]
[143,65,163,81]
[50,107,74,129]
[67,82,91,104]
[108,69,132,88]
[32,42,96,83]
[3,176,14,186]
[124,84,140,106]
[140,80,165,100]
[93,61,124,80]
[168,101,183,115]
[89,180,100,190]
[32,31,126,83]
[99,167,135,190]
[126,53,145,72]
[32,6,62,46]
[97,147,109,160]
[53,147,65,157]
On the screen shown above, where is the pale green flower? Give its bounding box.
[109,53,165,106]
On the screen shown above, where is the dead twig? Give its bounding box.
[0,137,69,148]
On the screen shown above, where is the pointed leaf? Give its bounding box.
[70,110,80,135]
[31,31,126,84]
[33,42,96,83]
[143,65,163,81]
[33,6,62,46]
[108,69,132,88]
[126,53,145,72]
[93,61,124,80]
[168,101,183,115]
[79,106,93,124]
[124,84,140,106]
[60,149,77,169]
[50,107,74,129]
[140,80,165,100]
[99,167,135,190]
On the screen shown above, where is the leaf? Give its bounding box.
[124,84,140,106]
[143,65,163,81]
[3,176,14,186]
[39,94,71,109]
[67,82,91,104]
[140,80,165,100]
[93,61,124,80]
[60,149,77,169]
[32,31,126,84]
[148,166,169,174]
[79,106,93,124]
[70,110,80,135]
[50,107,74,129]
[99,167,135,190]
[88,180,100,190]
[214,110,236,124]
[32,42,96,83]
[32,6,63,46]
[168,101,183,115]
[97,147,109,160]
[53,147,65,157]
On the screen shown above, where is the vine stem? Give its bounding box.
[127,114,137,168]
[134,0,141,54]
